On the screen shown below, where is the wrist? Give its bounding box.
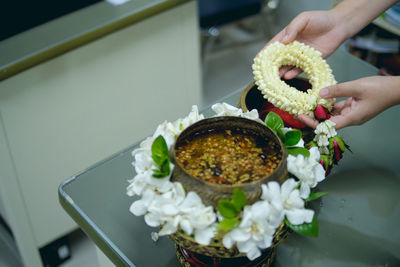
[331,0,400,39]
[385,76,400,108]
[328,8,352,43]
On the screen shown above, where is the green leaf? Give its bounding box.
[218,199,238,219]
[335,136,345,151]
[284,216,318,237]
[305,191,329,202]
[152,135,169,166]
[284,130,302,147]
[305,140,317,149]
[287,147,310,157]
[152,169,168,178]
[231,189,247,211]
[160,158,170,174]
[151,135,170,178]
[265,112,284,132]
[218,218,239,232]
[344,142,353,153]
[276,128,286,142]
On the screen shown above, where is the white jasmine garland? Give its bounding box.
[126,103,333,261]
[252,41,336,117]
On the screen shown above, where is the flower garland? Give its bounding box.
[126,103,345,261]
[252,41,336,117]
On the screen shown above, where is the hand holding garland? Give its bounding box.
[298,76,400,129]
[263,0,399,79]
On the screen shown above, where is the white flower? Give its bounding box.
[127,166,174,197]
[177,192,217,245]
[179,192,216,232]
[144,183,186,235]
[132,151,155,175]
[242,109,261,121]
[261,180,313,226]
[222,201,279,260]
[212,103,243,117]
[153,121,178,148]
[129,188,156,216]
[131,137,155,174]
[174,105,204,131]
[133,184,217,244]
[314,120,337,155]
[132,136,153,157]
[287,147,325,199]
[211,103,262,122]
[279,179,314,225]
[315,120,337,137]
[259,183,285,227]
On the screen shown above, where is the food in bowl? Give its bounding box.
[175,127,282,185]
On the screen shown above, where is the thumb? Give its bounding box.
[320,82,361,99]
[281,14,309,44]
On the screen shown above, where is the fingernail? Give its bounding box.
[282,33,290,43]
[320,88,329,97]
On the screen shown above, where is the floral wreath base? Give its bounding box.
[126,103,347,261]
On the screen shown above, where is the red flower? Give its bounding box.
[260,102,307,129]
[314,105,331,121]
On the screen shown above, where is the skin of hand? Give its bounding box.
[266,10,348,79]
[297,76,400,130]
[258,0,399,79]
[258,11,346,80]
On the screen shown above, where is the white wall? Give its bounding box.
[0,1,201,266]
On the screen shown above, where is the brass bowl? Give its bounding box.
[239,80,314,142]
[239,78,312,113]
[170,116,287,209]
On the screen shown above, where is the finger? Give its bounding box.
[279,66,294,78]
[283,68,302,80]
[331,98,351,114]
[268,28,286,45]
[320,82,361,99]
[296,114,319,129]
[329,115,352,130]
[281,13,309,44]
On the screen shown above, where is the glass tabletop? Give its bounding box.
[59,49,400,267]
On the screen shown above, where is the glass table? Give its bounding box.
[59,49,400,267]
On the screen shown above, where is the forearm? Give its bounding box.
[382,76,400,108]
[331,0,399,39]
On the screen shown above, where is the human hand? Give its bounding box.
[259,10,348,79]
[297,76,400,130]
